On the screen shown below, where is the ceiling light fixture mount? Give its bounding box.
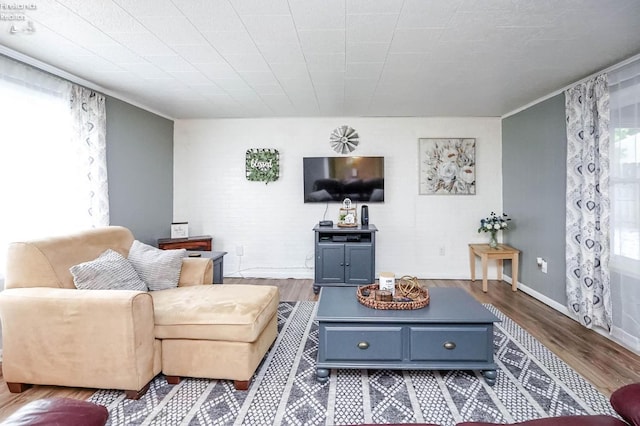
[330,125,359,154]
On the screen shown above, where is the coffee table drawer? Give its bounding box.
[321,326,403,361]
[409,326,492,362]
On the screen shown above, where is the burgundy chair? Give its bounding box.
[0,398,108,426]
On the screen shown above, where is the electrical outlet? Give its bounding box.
[541,260,548,274]
[236,245,244,256]
[439,246,446,256]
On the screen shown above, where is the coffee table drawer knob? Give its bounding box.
[357,341,370,350]
[443,341,456,350]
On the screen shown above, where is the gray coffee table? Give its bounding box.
[315,286,500,385]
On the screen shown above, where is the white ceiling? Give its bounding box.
[1,0,640,119]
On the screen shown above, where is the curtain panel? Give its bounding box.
[565,74,612,330]
[608,58,640,350]
[70,85,109,227]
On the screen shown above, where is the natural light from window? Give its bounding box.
[0,67,93,280]
[609,55,640,279]
[611,130,640,263]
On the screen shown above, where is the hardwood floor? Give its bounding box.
[0,278,638,421]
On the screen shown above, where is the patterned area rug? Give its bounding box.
[89,301,617,425]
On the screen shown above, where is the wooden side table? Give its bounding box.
[158,235,212,251]
[469,243,520,292]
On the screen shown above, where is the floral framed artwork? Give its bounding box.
[418,138,476,195]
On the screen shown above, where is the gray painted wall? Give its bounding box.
[106,97,174,245]
[502,94,568,304]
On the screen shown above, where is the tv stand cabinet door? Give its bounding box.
[345,244,374,285]
[316,244,345,284]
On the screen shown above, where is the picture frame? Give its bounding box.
[246,148,280,184]
[418,138,476,195]
[171,222,189,239]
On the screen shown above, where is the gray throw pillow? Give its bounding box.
[128,240,186,291]
[70,249,147,291]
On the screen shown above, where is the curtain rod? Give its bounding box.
[502,51,640,119]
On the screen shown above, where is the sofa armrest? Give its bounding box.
[0,287,157,392]
[611,383,640,426]
[178,258,213,286]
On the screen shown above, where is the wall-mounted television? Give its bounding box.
[303,156,384,203]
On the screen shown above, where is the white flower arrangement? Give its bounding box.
[478,212,511,233]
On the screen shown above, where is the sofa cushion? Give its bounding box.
[70,249,147,291]
[128,240,185,291]
[151,284,279,342]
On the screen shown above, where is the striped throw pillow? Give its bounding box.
[128,240,186,291]
[70,249,147,291]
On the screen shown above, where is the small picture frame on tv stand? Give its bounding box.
[171,222,189,239]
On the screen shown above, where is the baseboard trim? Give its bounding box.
[226,268,314,279]
[504,275,570,315]
[226,271,474,280]
[504,275,640,355]
[609,326,640,354]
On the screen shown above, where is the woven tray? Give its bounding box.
[356,282,430,310]
[336,222,358,228]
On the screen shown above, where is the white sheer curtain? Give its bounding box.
[609,60,640,273]
[0,55,109,280]
[608,58,640,347]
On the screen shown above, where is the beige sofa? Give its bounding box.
[0,226,279,399]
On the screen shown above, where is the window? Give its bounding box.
[609,59,640,276]
[0,56,105,280]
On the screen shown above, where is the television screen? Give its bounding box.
[303,156,384,203]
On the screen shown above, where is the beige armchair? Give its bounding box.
[0,226,278,399]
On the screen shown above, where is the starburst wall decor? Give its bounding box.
[329,125,359,154]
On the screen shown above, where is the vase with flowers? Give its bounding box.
[478,212,511,249]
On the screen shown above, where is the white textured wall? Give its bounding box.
[174,117,502,279]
